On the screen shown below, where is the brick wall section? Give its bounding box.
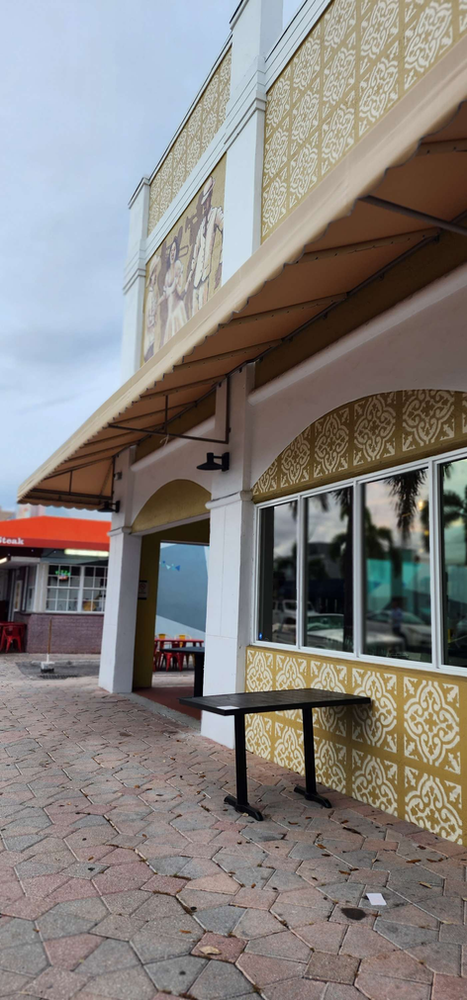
[15,613,104,654]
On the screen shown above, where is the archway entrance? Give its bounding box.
[131,480,211,720]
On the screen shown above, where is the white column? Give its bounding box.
[99,449,141,693]
[202,492,255,746]
[98,526,141,693]
[229,0,283,93]
[222,0,283,281]
[201,367,255,746]
[120,178,150,382]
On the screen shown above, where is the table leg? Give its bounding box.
[295,707,332,808]
[224,713,263,821]
[193,653,204,698]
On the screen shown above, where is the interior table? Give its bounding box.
[179,688,371,821]
[161,646,205,697]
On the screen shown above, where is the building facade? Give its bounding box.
[0,516,110,653]
[19,0,467,844]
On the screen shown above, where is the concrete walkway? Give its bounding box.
[0,657,465,1000]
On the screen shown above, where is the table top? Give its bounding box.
[179,688,371,716]
[159,645,205,654]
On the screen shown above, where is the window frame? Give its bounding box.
[253,444,467,677]
[45,562,107,614]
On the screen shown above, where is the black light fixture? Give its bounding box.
[197,452,230,472]
[99,500,120,513]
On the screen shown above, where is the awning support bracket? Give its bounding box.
[361,195,467,237]
[112,374,231,447]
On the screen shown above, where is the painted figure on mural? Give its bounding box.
[143,255,161,362]
[161,232,188,347]
[185,176,224,315]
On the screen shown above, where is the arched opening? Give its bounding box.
[131,481,211,720]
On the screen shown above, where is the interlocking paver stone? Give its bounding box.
[358,950,433,983]
[189,960,254,998]
[432,974,467,999]
[90,914,145,941]
[0,969,32,996]
[195,904,244,935]
[0,657,466,1000]
[44,933,100,970]
[81,966,155,999]
[305,952,360,984]
[246,928,311,961]
[191,931,246,963]
[131,924,200,963]
[76,939,139,977]
[145,955,207,993]
[356,971,431,1000]
[0,941,48,975]
[238,952,306,987]
[24,967,88,998]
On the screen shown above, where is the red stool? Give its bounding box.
[0,624,24,653]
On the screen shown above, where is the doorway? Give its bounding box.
[132,516,210,721]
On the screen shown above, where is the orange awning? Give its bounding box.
[0,517,111,551]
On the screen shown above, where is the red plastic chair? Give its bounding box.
[168,639,186,671]
[0,624,24,653]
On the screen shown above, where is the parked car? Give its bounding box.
[366,610,431,652]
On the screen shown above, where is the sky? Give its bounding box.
[0,0,303,515]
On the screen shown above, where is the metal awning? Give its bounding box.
[18,50,467,509]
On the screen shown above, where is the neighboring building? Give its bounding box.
[0,516,110,653]
[18,0,467,845]
[0,507,15,521]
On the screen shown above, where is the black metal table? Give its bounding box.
[160,646,204,697]
[179,688,371,821]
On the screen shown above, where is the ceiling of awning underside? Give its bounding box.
[19,102,467,509]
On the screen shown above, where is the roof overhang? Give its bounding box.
[18,39,467,509]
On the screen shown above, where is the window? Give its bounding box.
[258,500,297,645]
[441,456,467,667]
[25,566,36,611]
[46,563,107,612]
[364,471,431,663]
[82,565,107,612]
[256,448,467,671]
[46,565,81,611]
[305,487,353,652]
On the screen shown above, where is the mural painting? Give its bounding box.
[142,157,225,365]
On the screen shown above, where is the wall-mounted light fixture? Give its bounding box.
[197,452,230,472]
[99,500,120,513]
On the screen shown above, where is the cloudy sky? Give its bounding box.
[0,0,300,515]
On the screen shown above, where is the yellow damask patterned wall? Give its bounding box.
[245,648,467,844]
[148,49,231,237]
[262,0,467,240]
[253,389,467,501]
[248,387,467,844]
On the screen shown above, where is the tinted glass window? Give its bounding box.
[441,457,467,667]
[305,487,353,652]
[364,470,431,662]
[258,501,297,645]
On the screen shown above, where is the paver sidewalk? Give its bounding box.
[0,656,465,1000]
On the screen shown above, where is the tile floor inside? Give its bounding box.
[0,655,466,1000]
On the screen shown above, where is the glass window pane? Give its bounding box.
[441,457,467,667]
[363,469,431,662]
[305,487,353,652]
[258,501,297,645]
